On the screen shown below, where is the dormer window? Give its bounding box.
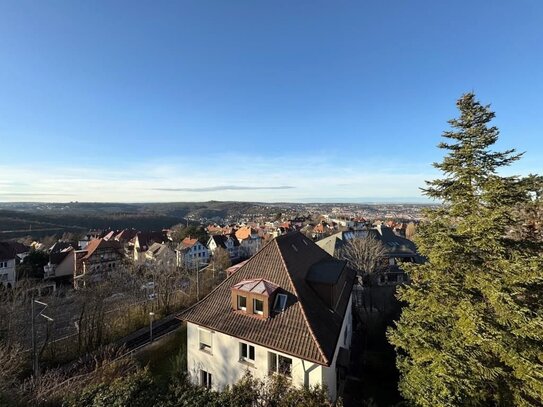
[253,299,264,315]
[231,278,279,319]
[237,295,247,311]
[273,294,287,312]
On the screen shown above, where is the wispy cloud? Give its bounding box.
[154,185,295,192]
[0,154,438,203]
[0,193,75,196]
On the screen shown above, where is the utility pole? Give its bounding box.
[31,297,54,378]
[31,295,36,377]
[196,257,200,301]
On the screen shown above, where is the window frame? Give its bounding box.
[237,295,247,311]
[268,351,292,377]
[200,370,212,388]
[273,293,288,312]
[240,342,256,363]
[198,328,212,353]
[253,298,264,315]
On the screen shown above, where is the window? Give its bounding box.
[273,294,287,312]
[237,295,247,311]
[0,261,7,268]
[240,342,255,362]
[253,299,264,315]
[200,370,212,388]
[199,328,212,352]
[269,352,292,377]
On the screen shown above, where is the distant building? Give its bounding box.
[73,238,124,288]
[316,225,419,286]
[235,226,262,258]
[145,242,176,266]
[133,231,169,263]
[316,230,368,257]
[177,237,209,269]
[179,232,355,401]
[0,242,17,288]
[0,241,31,288]
[369,224,419,285]
[207,234,240,260]
[44,242,77,280]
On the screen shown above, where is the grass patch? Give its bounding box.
[135,325,187,386]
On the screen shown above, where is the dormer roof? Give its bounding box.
[232,278,279,296]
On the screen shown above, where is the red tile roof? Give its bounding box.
[81,238,122,260]
[181,237,199,248]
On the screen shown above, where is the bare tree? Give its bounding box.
[210,247,231,276]
[339,236,387,314]
[339,236,387,280]
[0,342,25,392]
[76,285,109,352]
[148,262,185,314]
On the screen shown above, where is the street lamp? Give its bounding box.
[149,312,155,343]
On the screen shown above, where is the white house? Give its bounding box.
[177,237,210,269]
[44,246,76,280]
[179,232,355,401]
[133,231,169,264]
[0,242,17,288]
[207,234,240,260]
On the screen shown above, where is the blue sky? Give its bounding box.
[0,1,542,202]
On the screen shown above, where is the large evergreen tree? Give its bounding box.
[388,93,543,406]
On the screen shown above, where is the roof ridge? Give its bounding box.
[273,238,329,365]
[178,237,277,318]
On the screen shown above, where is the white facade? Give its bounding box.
[186,295,353,401]
[207,236,240,259]
[177,242,210,269]
[238,236,262,258]
[44,250,76,279]
[0,258,16,288]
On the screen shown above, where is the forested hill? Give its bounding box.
[0,201,271,239]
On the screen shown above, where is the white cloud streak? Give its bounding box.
[0,155,435,202]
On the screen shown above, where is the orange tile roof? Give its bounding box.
[181,237,199,248]
[235,226,256,240]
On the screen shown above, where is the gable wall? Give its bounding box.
[186,321,325,394]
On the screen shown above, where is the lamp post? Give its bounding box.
[149,312,155,343]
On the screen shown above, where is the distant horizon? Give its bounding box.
[0,197,435,205]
